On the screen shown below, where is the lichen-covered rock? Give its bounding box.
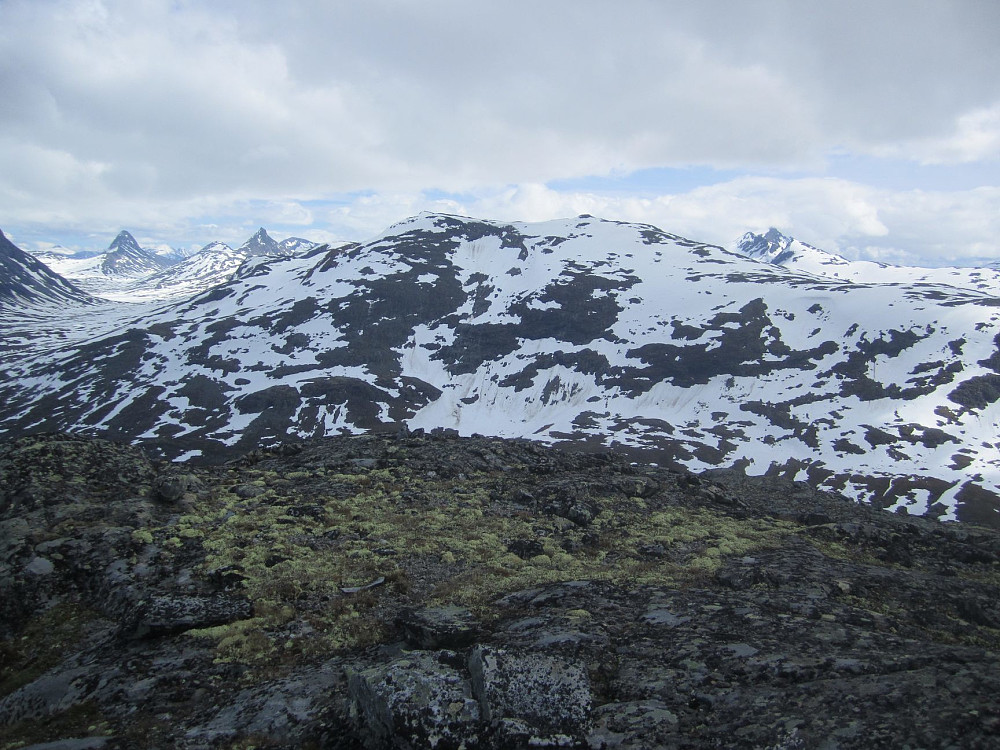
[348,650,481,749]
[587,700,679,749]
[185,662,341,746]
[468,645,592,740]
[150,472,202,504]
[117,594,251,639]
[0,665,103,726]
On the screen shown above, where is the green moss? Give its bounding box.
[131,528,154,545]
[164,467,794,664]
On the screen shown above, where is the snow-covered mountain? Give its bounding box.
[0,229,93,307]
[24,229,310,303]
[2,214,998,526]
[279,236,318,256]
[240,227,289,258]
[737,228,1000,295]
[112,241,251,302]
[101,230,171,276]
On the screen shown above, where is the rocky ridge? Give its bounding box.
[1,432,998,748]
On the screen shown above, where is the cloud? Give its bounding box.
[0,0,998,261]
[446,179,1000,265]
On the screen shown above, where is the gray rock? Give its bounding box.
[151,473,202,504]
[24,556,55,576]
[0,666,96,726]
[20,739,110,750]
[188,663,340,746]
[232,483,263,499]
[396,606,481,649]
[118,594,251,639]
[587,700,679,749]
[348,651,481,749]
[468,645,592,739]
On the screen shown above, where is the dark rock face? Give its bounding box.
[0,228,92,306]
[1,432,999,748]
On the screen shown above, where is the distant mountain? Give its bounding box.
[737,228,1000,295]
[279,236,318,256]
[100,230,170,276]
[239,228,289,258]
[134,241,248,299]
[150,245,196,264]
[0,229,92,307]
[3,213,999,526]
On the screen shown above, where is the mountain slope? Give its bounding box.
[0,228,93,307]
[1,214,998,524]
[279,236,317,255]
[115,241,250,302]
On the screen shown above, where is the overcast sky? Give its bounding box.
[2,0,999,265]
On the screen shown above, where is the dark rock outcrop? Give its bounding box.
[1,432,998,748]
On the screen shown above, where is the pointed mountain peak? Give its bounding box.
[239,227,287,257]
[102,230,168,275]
[736,228,796,264]
[108,230,143,254]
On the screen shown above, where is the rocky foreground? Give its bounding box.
[1,432,999,749]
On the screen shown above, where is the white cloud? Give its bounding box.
[875,104,1000,165]
[0,0,998,262]
[445,179,1000,266]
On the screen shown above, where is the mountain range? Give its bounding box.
[737,227,1000,294]
[29,228,317,302]
[1,214,998,527]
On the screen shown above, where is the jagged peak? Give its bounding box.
[108,230,143,253]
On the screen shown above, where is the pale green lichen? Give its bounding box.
[175,467,792,664]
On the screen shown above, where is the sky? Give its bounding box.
[1,0,999,265]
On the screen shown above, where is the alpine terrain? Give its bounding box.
[2,215,1000,748]
[1,213,998,526]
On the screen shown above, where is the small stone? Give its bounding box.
[24,556,54,576]
[151,473,203,504]
[232,483,262,499]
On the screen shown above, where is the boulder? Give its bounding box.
[348,651,481,749]
[468,645,592,740]
[396,606,481,650]
[117,594,251,639]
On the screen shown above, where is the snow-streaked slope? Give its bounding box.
[0,229,94,308]
[279,237,318,256]
[102,242,250,303]
[738,228,1000,295]
[3,214,999,525]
